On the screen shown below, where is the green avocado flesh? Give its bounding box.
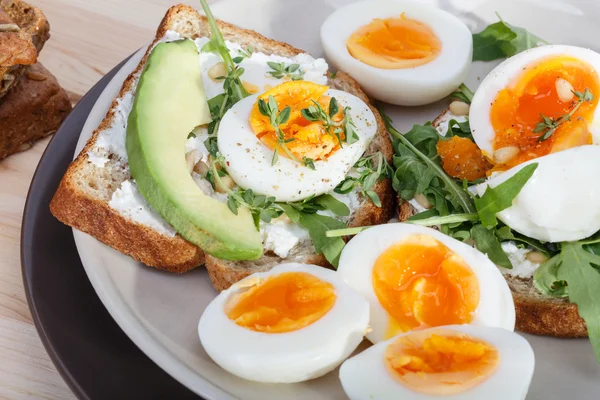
[126,39,263,261]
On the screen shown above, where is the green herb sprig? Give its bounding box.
[534,88,594,141]
[232,46,253,63]
[257,95,299,165]
[301,97,359,147]
[334,152,392,207]
[267,61,304,81]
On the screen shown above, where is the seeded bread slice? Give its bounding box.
[0,0,50,98]
[397,108,587,338]
[50,5,396,275]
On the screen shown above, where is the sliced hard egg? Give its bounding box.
[339,325,535,400]
[470,45,600,170]
[321,0,472,106]
[218,81,376,202]
[475,145,600,242]
[198,263,370,383]
[337,224,515,344]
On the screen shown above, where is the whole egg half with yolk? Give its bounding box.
[470,45,600,171]
[198,263,370,383]
[339,325,535,400]
[218,80,377,202]
[321,0,472,105]
[337,223,515,344]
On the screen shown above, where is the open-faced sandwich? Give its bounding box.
[50,0,600,398]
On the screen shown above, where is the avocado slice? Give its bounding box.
[126,39,263,261]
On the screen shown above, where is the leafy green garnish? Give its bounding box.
[297,212,346,267]
[451,83,474,104]
[379,110,476,215]
[257,95,298,165]
[472,14,548,61]
[407,213,480,226]
[232,46,253,63]
[495,225,552,256]
[533,254,568,297]
[556,242,600,361]
[475,163,538,228]
[301,97,359,147]
[226,187,283,230]
[534,88,594,141]
[302,156,316,170]
[470,224,512,268]
[334,152,392,208]
[267,61,304,81]
[445,119,473,141]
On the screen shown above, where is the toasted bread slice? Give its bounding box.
[0,63,71,159]
[0,0,50,98]
[50,5,396,275]
[397,108,587,338]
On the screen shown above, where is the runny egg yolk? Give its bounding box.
[346,13,442,70]
[437,136,492,181]
[384,329,499,395]
[250,81,345,161]
[225,272,337,333]
[490,56,600,171]
[372,235,479,338]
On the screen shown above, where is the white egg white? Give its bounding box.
[320,0,472,106]
[218,89,377,202]
[339,325,535,400]
[470,45,600,157]
[337,224,515,344]
[197,263,370,383]
[476,145,600,242]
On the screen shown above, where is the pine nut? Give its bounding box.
[0,23,20,32]
[555,78,574,103]
[185,151,198,173]
[493,146,520,164]
[449,101,470,116]
[414,193,432,209]
[525,251,548,264]
[193,160,210,176]
[208,62,226,81]
[18,142,32,152]
[215,175,235,193]
[242,80,259,94]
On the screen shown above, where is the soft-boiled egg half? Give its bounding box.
[337,224,515,344]
[218,81,377,202]
[476,145,600,242]
[198,263,370,383]
[340,325,535,400]
[470,45,600,170]
[321,0,472,106]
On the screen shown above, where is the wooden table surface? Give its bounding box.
[0,1,211,398]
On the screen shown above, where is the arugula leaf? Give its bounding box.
[470,224,512,268]
[451,83,474,104]
[533,254,568,297]
[472,15,548,61]
[557,242,600,361]
[445,119,473,141]
[495,225,552,256]
[314,194,350,217]
[297,213,346,267]
[381,112,476,214]
[277,203,300,223]
[475,163,538,228]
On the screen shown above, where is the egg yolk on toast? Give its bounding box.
[372,235,480,338]
[490,56,600,170]
[384,329,499,395]
[225,272,337,333]
[346,14,441,69]
[250,81,345,161]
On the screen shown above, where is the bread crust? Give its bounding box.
[0,63,71,159]
[395,108,588,338]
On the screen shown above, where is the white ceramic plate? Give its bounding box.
[73,0,600,398]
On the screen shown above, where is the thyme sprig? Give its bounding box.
[232,46,253,64]
[334,152,393,207]
[257,95,299,165]
[267,61,304,81]
[301,97,359,147]
[534,88,594,141]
